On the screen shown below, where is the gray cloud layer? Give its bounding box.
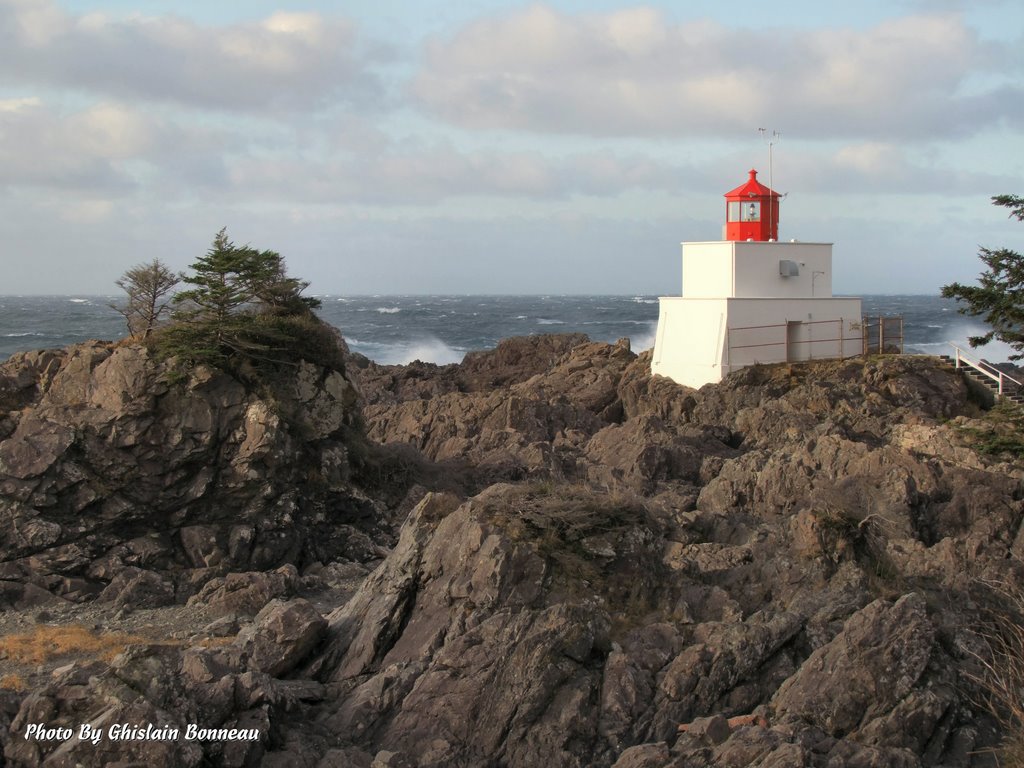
[413,6,1023,139]
[0,0,379,111]
[0,1,1018,295]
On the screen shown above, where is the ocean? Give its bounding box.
[0,294,1014,366]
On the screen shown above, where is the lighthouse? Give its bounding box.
[651,171,863,389]
[724,169,779,242]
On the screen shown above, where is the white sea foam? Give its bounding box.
[628,321,658,352]
[4,332,44,337]
[68,298,89,304]
[537,318,564,325]
[376,307,401,314]
[909,321,1016,364]
[358,337,465,366]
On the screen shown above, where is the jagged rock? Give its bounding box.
[235,598,327,677]
[312,485,668,767]
[350,333,591,407]
[599,623,684,751]
[371,750,416,768]
[459,333,591,392]
[315,746,374,767]
[0,340,367,600]
[610,742,670,768]
[188,565,301,616]
[771,593,935,736]
[679,714,732,744]
[180,525,226,569]
[0,579,68,609]
[4,332,1023,767]
[583,415,720,493]
[97,566,175,610]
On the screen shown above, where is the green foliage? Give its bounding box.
[110,258,181,338]
[942,195,1024,360]
[172,228,320,330]
[148,229,339,374]
[172,229,255,334]
[953,401,1024,458]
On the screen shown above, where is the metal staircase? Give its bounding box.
[939,345,1024,405]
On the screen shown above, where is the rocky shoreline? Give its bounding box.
[1,333,1022,767]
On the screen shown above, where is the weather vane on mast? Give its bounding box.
[758,128,782,240]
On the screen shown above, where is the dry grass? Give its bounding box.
[0,624,150,666]
[964,578,1024,767]
[0,673,28,691]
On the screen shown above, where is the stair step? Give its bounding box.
[938,352,1024,402]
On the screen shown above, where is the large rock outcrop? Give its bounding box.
[3,332,1023,767]
[0,341,374,607]
[302,338,1023,766]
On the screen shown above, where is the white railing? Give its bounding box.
[951,344,1023,396]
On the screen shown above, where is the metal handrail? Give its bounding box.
[730,334,861,352]
[951,344,1023,396]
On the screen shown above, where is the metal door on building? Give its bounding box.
[786,321,802,362]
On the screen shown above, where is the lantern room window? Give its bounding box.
[727,201,761,222]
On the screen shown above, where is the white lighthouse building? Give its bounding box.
[651,170,862,389]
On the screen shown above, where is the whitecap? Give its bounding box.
[915,323,1018,364]
[537,318,564,325]
[364,337,465,366]
[376,307,401,314]
[629,321,658,352]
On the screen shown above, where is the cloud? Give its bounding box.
[0,99,136,191]
[413,5,1023,139]
[773,142,1016,196]
[0,0,380,111]
[224,136,687,205]
[0,98,228,194]
[0,92,686,207]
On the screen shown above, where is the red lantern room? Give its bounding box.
[724,169,780,242]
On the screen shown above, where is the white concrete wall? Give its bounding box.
[733,242,833,298]
[681,241,834,299]
[653,296,863,388]
[652,297,728,389]
[723,298,863,373]
[681,242,734,298]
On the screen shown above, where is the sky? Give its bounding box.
[0,0,1022,296]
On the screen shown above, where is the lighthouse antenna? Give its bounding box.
[759,129,781,240]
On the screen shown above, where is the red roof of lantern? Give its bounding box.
[724,169,778,200]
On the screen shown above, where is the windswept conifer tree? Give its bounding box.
[155,229,336,372]
[942,195,1024,360]
[110,259,181,338]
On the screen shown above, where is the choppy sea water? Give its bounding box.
[0,294,1015,365]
